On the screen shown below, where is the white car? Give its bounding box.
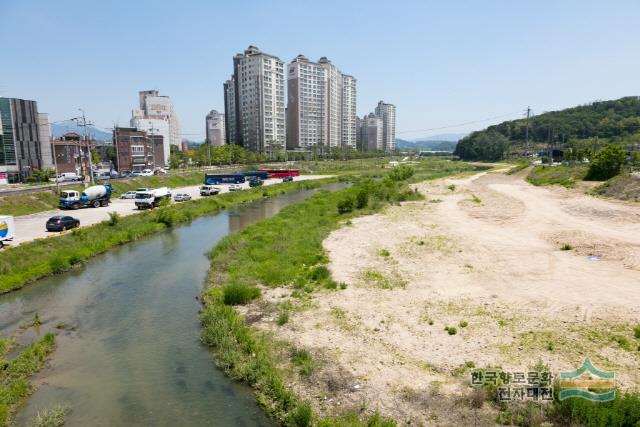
[120,191,137,199]
[174,193,192,202]
[138,169,153,177]
[228,184,242,191]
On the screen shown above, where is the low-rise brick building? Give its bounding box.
[113,127,164,173]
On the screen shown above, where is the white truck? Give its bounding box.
[59,183,113,209]
[135,187,171,209]
[200,185,220,196]
[0,215,15,248]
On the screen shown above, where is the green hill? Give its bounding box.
[455,97,640,161]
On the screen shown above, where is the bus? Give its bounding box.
[204,173,246,185]
[238,170,270,180]
[257,169,301,178]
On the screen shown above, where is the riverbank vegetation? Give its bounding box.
[201,169,424,426]
[0,333,56,426]
[0,179,330,294]
[526,164,588,188]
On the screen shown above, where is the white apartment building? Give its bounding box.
[286,55,357,151]
[223,78,236,145]
[205,110,226,146]
[224,46,285,156]
[375,100,396,152]
[131,90,182,165]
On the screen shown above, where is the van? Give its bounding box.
[56,172,82,182]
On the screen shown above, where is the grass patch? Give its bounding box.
[378,249,390,257]
[459,320,468,328]
[526,165,588,188]
[359,269,407,290]
[470,194,482,204]
[445,326,458,335]
[291,349,315,377]
[28,404,67,427]
[222,283,261,305]
[0,333,56,426]
[560,243,573,251]
[0,179,330,294]
[591,174,640,202]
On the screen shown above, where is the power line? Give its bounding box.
[396,110,526,135]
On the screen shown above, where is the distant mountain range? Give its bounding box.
[395,139,458,152]
[412,133,467,142]
[51,122,112,142]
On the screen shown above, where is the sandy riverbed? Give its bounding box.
[247,169,640,425]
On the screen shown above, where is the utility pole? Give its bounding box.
[73,109,94,184]
[525,106,531,157]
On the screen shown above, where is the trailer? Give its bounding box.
[204,173,246,185]
[257,169,301,178]
[0,215,15,249]
[59,183,113,209]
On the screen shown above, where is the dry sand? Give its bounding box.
[246,170,640,425]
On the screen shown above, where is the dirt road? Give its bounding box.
[252,170,640,425]
[9,175,328,246]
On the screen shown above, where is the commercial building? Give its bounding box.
[205,110,226,146]
[0,97,53,182]
[113,127,164,173]
[224,46,286,156]
[52,132,92,175]
[374,101,396,151]
[361,113,384,151]
[286,55,357,151]
[131,90,181,166]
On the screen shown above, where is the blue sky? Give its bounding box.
[1,0,639,141]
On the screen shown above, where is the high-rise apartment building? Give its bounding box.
[375,100,396,152]
[362,113,384,151]
[206,110,226,146]
[286,55,357,151]
[224,46,285,156]
[131,90,181,165]
[0,97,53,182]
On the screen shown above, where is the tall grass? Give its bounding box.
[0,179,329,294]
[0,333,56,426]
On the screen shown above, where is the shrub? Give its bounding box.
[459,320,468,328]
[309,265,331,282]
[388,165,415,181]
[277,311,289,326]
[355,188,369,209]
[287,401,313,427]
[586,145,627,181]
[560,243,573,251]
[378,249,390,257]
[446,326,457,335]
[154,209,176,227]
[634,325,640,339]
[447,184,456,191]
[222,283,261,305]
[107,211,121,226]
[337,197,354,214]
[49,256,69,274]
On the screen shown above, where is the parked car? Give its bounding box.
[139,169,154,177]
[154,168,168,175]
[174,193,192,202]
[282,176,294,182]
[228,184,243,191]
[200,185,220,196]
[249,178,263,187]
[46,215,80,232]
[120,191,137,199]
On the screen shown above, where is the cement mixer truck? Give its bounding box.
[59,183,113,210]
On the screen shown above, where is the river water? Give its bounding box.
[0,185,342,426]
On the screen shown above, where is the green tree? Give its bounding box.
[585,144,627,180]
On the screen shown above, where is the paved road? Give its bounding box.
[9,175,329,246]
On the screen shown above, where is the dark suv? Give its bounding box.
[46,216,80,232]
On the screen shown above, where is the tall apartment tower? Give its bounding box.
[131,90,182,166]
[205,110,226,147]
[375,100,396,152]
[286,55,357,151]
[362,113,384,151]
[0,97,53,182]
[224,46,285,155]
